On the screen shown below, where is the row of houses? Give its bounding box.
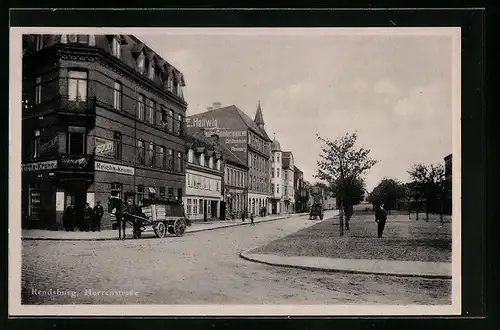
[20,34,305,230]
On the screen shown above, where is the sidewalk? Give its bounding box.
[21,213,308,241]
[240,251,451,279]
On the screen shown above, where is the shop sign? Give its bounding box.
[95,161,135,176]
[228,189,244,194]
[94,138,116,158]
[60,154,91,171]
[22,160,58,172]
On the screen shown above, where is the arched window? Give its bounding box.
[188,149,193,163]
[137,52,145,74]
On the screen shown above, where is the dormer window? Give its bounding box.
[167,77,173,93]
[149,63,155,80]
[200,155,205,167]
[216,160,221,171]
[137,53,145,74]
[172,79,179,95]
[188,149,193,163]
[177,84,183,98]
[112,37,121,59]
[209,157,214,169]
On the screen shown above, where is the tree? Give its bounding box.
[315,132,378,236]
[330,176,366,229]
[407,163,446,222]
[369,178,404,214]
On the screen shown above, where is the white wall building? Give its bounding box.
[184,132,223,221]
[270,138,284,214]
[282,151,295,213]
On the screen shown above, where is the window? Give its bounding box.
[176,114,182,135]
[137,53,145,73]
[168,110,174,132]
[67,126,85,155]
[277,154,280,162]
[193,198,198,214]
[199,199,203,214]
[161,107,168,128]
[187,199,192,215]
[147,99,155,124]
[209,157,214,169]
[148,142,155,167]
[137,140,145,165]
[176,151,182,173]
[168,188,174,198]
[188,149,193,163]
[136,185,144,204]
[285,172,288,180]
[177,188,183,200]
[31,129,42,159]
[112,37,121,59]
[113,131,122,160]
[68,71,87,101]
[137,94,145,120]
[167,77,173,93]
[111,182,122,199]
[277,168,280,178]
[177,84,183,98]
[277,185,280,194]
[167,149,173,170]
[158,146,166,169]
[35,35,44,51]
[67,35,88,44]
[216,160,221,171]
[113,81,122,110]
[35,76,42,105]
[285,186,288,195]
[272,167,274,178]
[28,183,41,217]
[248,155,252,167]
[216,181,220,192]
[272,184,275,193]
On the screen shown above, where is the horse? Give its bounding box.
[108,196,126,240]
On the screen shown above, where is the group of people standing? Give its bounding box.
[62,201,104,232]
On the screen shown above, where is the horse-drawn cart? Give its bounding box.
[136,198,190,238]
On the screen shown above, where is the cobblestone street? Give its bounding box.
[22,211,450,305]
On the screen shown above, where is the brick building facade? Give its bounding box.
[22,34,188,230]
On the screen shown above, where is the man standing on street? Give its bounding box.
[83,203,93,232]
[63,203,75,231]
[92,200,104,232]
[375,203,388,238]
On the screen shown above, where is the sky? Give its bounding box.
[137,29,455,191]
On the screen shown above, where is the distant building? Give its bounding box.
[270,138,283,214]
[184,132,223,221]
[186,102,272,216]
[281,151,295,213]
[220,140,249,219]
[293,166,309,213]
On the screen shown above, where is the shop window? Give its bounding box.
[112,36,121,59]
[113,131,122,161]
[68,70,87,102]
[137,140,145,165]
[147,142,155,167]
[147,99,155,125]
[33,129,41,159]
[111,182,122,199]
[28,183,41,218]
[192,198,198,214]
[67,126,86,155]
[168,188,174,198]
[113,81,122,110]
[186,199,192,215]
[136,185,144,204]
[177,188,183,201]
[159,187,166,198]
[35,76,42,105]
[137,94,145,120]
[158,146,166,169]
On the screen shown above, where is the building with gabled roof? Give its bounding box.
[186,101,272,216]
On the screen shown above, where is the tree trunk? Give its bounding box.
[425,201,429,222]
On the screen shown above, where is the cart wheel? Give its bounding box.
[173,219,187,237]
[155,222,167,238]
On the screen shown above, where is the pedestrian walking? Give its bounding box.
[241,209,245,222]
[92,200,104,232]
[375,203,388,238]
[63,203,75,231]
[250,213,254,225]
[83,203,93,232]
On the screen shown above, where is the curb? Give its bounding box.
[239,250,451,280]
[21,213,309,241]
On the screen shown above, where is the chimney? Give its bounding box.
[212,102,221,109]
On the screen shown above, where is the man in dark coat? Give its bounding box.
[63,203,75,231]
[92,200,104,232]
[83,203,93,232]
[375,203,388,238]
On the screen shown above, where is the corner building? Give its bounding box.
[22,34,188,230]
[186,102,272,216]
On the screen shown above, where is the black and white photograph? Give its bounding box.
[9,27,461,316]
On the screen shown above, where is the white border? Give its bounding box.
[9,27,462,316]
